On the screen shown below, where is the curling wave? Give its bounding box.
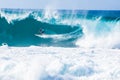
[0,9,120,48]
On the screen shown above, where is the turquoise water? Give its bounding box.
[0,9,120,48]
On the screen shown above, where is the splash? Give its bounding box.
[76,18,120,48]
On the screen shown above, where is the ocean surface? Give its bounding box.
[0,9,120,80]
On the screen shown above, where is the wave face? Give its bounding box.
[0,9,120,48]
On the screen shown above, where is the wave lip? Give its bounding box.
[0,11,83,47]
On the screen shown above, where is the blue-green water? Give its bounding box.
[0,9,120,48]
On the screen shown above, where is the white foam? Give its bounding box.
[0,46,120,80]
[76,19,120,48]
[0,10,31,24]
[35,34,72,41]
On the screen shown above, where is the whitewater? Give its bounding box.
[0,9,120,80]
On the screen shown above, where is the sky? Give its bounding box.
[0,0,120,10]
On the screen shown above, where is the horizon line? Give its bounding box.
[0,8,120,11]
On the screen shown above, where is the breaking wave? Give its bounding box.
[0,9,120,48]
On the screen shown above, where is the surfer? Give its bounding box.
[39,28,45,35]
